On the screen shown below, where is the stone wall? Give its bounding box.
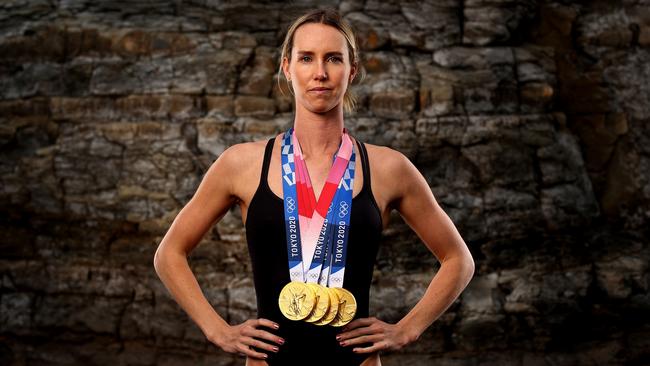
[1,1,649,365]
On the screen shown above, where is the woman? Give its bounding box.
[153,8,475,366]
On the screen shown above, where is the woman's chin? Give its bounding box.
[305,101,340,114]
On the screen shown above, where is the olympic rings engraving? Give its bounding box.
[286,197,296,213]
[338,201,349,218]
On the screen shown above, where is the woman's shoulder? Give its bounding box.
[356,140,416,203]
[358,141,409,171]
[213,135,282,202]
[219,134,281,164]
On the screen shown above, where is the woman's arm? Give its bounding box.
[337,148,475,353]
[153,143,283,360]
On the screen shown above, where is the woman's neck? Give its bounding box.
[293,106,345,160]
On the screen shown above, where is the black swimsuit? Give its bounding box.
[245,136,383,365]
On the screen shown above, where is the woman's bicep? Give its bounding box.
[158,147,239,256]
[393,152,470,264]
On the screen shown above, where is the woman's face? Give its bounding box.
[283,22,356,114]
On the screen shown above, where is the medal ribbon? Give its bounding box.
[281,130,304,282]
[281,127,355,285]
[318,152,355,287]
[292,128,353,275]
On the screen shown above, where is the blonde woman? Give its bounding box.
[154,8,474,366]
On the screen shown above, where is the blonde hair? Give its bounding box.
[277,8,365,114]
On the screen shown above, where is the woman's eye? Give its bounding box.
[299,56,341,63]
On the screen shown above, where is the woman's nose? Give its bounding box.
[314,61,327,80]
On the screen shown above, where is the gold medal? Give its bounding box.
[304,283,330,323]
[278,281,316,321]
[313,287,340,326]
[329,288,357,327]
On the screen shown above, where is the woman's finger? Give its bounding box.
[237,343,268,360]
[353,341,387,354]
[340,334,382,347]
[341,317,374,332]
[337,325,376,341]
[251,328,285,345]
[244,336,279,353]
[256,318,280,330]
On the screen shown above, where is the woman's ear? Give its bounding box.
[282,57,291,80]
[349,64,357,82]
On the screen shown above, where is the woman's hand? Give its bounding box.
[335,317,418,354]
[207,318,285,360]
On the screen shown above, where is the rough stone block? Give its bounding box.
[237,46,276,96]
[369,89,415,120]
[0,62,65,99]
[91,59,173,95]
[345,12,390,51]
[0,25,65,63]
[234,96,276,118]
[206,95,235,118]
[0,292,33,333]
[33,294,129,334]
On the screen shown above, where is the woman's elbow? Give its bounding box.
[462,249,476,283]
[153,241,176,273]
[445,247,475,281]
[153,245,166,273]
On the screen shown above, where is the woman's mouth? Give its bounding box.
[309,87,332,94]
